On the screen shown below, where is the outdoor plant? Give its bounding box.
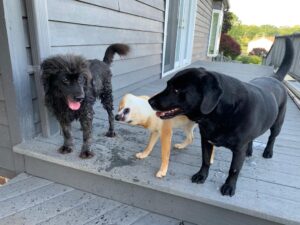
[249,47,268,57]
[219,33,241,59]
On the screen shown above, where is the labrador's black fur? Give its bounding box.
[41,44,129,158]
[149,37,294,196]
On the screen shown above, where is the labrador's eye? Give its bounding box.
[174,89,179,94]
[123,108,130,114]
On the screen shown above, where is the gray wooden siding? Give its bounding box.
[21,0,42,135]
[46,0,164,91]
[0,73,14,172]
[192,0,213,62]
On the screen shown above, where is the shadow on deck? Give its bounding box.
[14,61,300,225]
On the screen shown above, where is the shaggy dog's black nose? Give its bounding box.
[115,114,121,121]
[74,95,84,102]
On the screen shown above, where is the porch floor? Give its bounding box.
[0,173,192,225]
[14,62,300,225]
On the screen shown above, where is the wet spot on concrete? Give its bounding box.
[105,147,136,172]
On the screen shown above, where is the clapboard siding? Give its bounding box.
[192,0,213,62]
[51,43,162,61]
[46,0,164,94]
[137,0,164,11]
[47,0,163,33]
[112,64,161,90]
[119,0,164,22]
[49,22,163,46]
[78,0,119,10]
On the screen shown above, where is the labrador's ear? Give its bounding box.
[200,74,223,114]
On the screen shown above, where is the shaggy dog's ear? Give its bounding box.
[200,74,223,114]
[40,58,54,94]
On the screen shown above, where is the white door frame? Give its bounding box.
[161,0,197,78]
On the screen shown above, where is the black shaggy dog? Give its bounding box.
[41,44,129,159]
[148,37,294,196]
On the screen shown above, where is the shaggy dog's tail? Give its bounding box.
[272,37,294,81]
[103,44,130,66]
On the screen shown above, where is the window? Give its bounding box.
[207,9,224,57]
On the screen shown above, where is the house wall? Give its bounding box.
[192,0,213,62]
[21,0,42,135]
[0,73,14,172]
[45,0,165,92]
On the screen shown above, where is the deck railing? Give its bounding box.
[264,34,300,81]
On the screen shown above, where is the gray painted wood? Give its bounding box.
[0,182,73,218]
[112,64,161,91]
[119,0,164,22]
[265,35,300,81]
[0,125,11,148]
[0,0,35,148]
[50,44,162,61]
[0,147,14,172]
[192,0,213,62]
[0,174,190,225]
[49,22,163,46]
[78,0,119,10]
[37,197,121,225]
[1,190,96,225]
[47,0,163,33]
[13,61,300,225]
[137,0,164,11]
[21,157,281,225]
[25,0,59,137]
[0,176,52,202]
[0,76,4,100]
[0,101,8,126]
[84,205,148,225]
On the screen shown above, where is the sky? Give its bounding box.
[229,0,300,27]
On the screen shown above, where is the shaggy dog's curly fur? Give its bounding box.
[41,44,129,158]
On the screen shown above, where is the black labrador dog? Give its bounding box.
[148,37,293,196]
[41,44,129,158]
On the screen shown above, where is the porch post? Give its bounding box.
[25,0,59,136]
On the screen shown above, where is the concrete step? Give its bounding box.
[0,173,192,225]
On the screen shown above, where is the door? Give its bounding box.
[163,0,197,76]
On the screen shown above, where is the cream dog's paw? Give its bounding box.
[156,169,167,178]
[174,143,187,149]
[136,152,148,159]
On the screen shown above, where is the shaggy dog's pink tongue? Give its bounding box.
[67,98,81,110]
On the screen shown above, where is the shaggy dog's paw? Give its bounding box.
[79,150,94,159]
[174,143,187,149]
[58,146,73,154]
[105,131,116,138]
[220,183,236,196]
[136,152,148,159]
[156,170,167,178]
[262,150,273,158]
[191,171,208,184]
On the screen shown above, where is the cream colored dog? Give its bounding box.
[116,94,213,178]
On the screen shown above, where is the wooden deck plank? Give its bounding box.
[131,213,189,225]
[0,190,95,225]
[14,137,300,224]
[0,176,52,202]
[0,183,73,218]
[37,197,121,225]
[83,205,148,225]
